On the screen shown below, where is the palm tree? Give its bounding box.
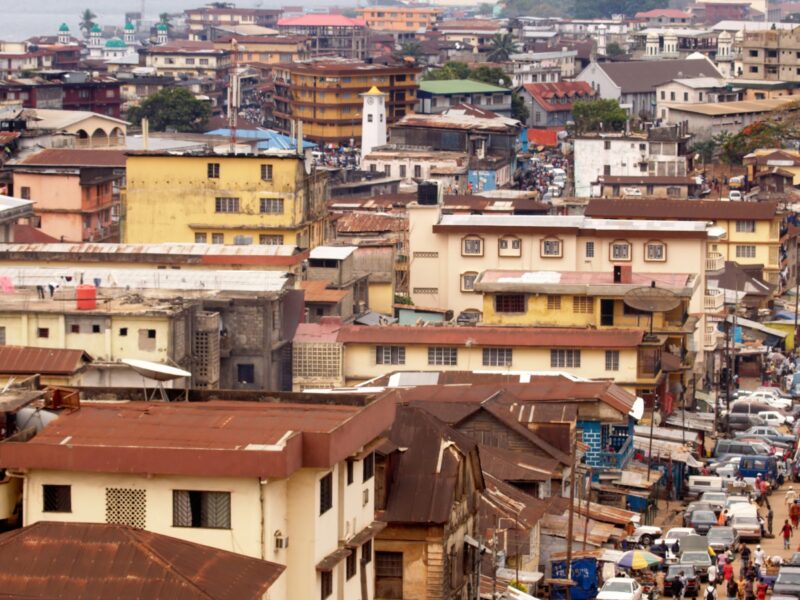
[79,8,97,38]
[487,33,519,62]
[159,12,173,30]
[396,41,423,64]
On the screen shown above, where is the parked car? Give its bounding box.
[730,515,761,542]
[688,511,718,535]
[658,528,698,547]
[741,390,792,409]
[598,578,643,600]
[737,455,779,482]
[724,496,752,510]
[735,426,796,446]
[680,550,713,581]
[729,190,743,201]
[664,565,699,598]
[699,492,728,512]
[788,553,800,566]
[626,525,663,547]
[684,502,716,525]
[774,566,800,597]
[758,411,793,426]
[714,439,768,460]
[707,526,739,554]
[727,413,766,432]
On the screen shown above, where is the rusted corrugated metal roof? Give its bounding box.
[479,443,558,482]
[337,325,645,348]
[0,521,284,599]
[0,346,91,375]
[19,149,127,168]
[335,212,407,234]
[300,280,349,303]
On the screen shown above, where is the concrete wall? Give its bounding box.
[574,137,650,197]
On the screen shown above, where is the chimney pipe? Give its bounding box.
[297,120,303,154]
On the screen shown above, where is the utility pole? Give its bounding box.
[565,430,578,600]
[647,396,658,480]
[582,465,591,551]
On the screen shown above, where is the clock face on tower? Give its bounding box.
[367,97,374,105]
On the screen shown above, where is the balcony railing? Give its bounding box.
[597,435,633,470]
[705,252,724,272]
[704,288,724,312]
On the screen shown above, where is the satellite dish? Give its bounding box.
[623,286,680,313]
[304,147,313,174]
[122,358,191,381]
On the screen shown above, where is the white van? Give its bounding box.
[687,476,727,497]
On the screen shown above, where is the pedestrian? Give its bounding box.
[706,584,717,600]
[679,570,687,600]
[724,561,734,583]
[727,577,738,600]
[753,545,765,576]
[709,562,718,587]
[35,284,45,299]
[787,486,797,507]
[47,280,57,298]
[718,509,728,526]
[767,506,774,536]
[783,519,794,549]
[736,577,746,600]
[756,581,768,600]
[790,501,800,529]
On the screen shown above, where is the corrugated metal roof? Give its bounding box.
[0,346,91,375]
[335,212,406,234]
[337,325,645,348]
[19,149,127,168]
[0,521,284,599]
[309,246,357,260]
[300,280,349,303]
[0,242,299,257]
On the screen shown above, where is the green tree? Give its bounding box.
[571,98,627,134]
[79,8,97,38]
[396,41,423,64]
[423,62,472,81]
[512,92,529,123]
[158,12,173,30]
[690,138,719,164]
[501,0,565,18]
[471,65,512,87]
[478,3,494,15]
[605,42,625,57]
[487,32,519,62]
[127,87,211,133]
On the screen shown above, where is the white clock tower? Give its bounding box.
[360,86,387,164]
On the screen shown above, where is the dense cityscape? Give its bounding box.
[3,1,800,599]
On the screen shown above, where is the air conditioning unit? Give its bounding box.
[274,530,289,549]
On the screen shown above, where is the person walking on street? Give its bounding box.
[706,584,717,600]
[740,545,751,578]
[791,500,800,529]
[723,561,734,583]
[736,577,746,600]
[678,570,687,600]
[709,563,719,588]
[753,546,765,577]
[767,506,774,536]
[783,519,794,549]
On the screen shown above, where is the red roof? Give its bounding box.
[336,325,645,348]
[20,149,126,168]
[11,224,59,243]
[0,399,395,479]
[635,8,691,18]
[0,522,284,600]
[278,14,366,27]
[300,279,350,303]
[0,346,91,375]
[521,81,597,113]
[527,128,561,147]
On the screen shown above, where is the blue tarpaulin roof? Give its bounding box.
[205,128,317,150]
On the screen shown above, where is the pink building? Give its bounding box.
[12,149,125,242]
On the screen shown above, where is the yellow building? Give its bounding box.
[357,6,441,32]
[0,397,394,600]
[213,35,311,64]
[585,198,784,287]
[273,60,421,145]
[124,152,328,248]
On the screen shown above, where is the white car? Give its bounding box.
[657,527,697,546]
[729,190,743,201]
[741,390,791,409]
[598,578,643,600]
[758,410,793,426]
[625,525,662,546]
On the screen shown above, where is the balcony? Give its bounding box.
[704,288,724,312]
[704,324,719,351]
[705,252,724,272]
[597,436,634,470]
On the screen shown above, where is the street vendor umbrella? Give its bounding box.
[616,550,663,570]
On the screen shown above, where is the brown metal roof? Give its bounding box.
[334,212,407,234]
[586,198,779,220]
[0,398,395,479]
[380,406,484,524]
[478,443,558,482]
[316,547,352,571]
[300,280,349,303]
[19,149,127,168]
[337,325,645,348]
[0,521,284,599]
[0,346,91,375]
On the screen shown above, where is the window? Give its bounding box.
[319,473,333,515]
[610,240,631,261]
[482,347,512,367]
[376,346,405,365]
[260,198,284,214]
[207,163,220,178]
[119,327,128,336]
[237,364,255,384]
[363,452,374,482]
[185,58,195,65]
[585,241,595,258]
[541,238,562,258]
[195,232,207,243]
[20,186,30,200]
[199,58,209,65]
[670,91,675,101]
[367,114,374,123]
[573,296,593,314]
[495,294,525,313]
[604,140,611,150]
[37,328,49,338]
[215,197,240,213]
[660,91,666,100]
[0,326,5,345]
[736,245,756,258]
[147,329,156,339]
[414,165,421,178]
[260,164,273,180]
[428,346,458,366]
[320,570,333,599]
[736,220,755,233]
[90,324,100,333]
[43,485,71,512]
[384,165,391,177]
[683,92,688,101]
[498,236,521,257]
[605,350,620,371]
[461,272,478,292]
[363,539,373,564]
[376,551,404,599]
[462,236,483,256]
[645,241,666,262]
[551,349,581,368]
[346,550,357,580]
[399,164,407,178]
[260,235,284,245]
[347,460,354,485]
[70,324,80,334]
[603,165,611,176]
[105,488,147,529]
[211,233,224,245]
[547,295,561,310]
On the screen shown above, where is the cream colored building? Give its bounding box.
[0,398,395,600]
